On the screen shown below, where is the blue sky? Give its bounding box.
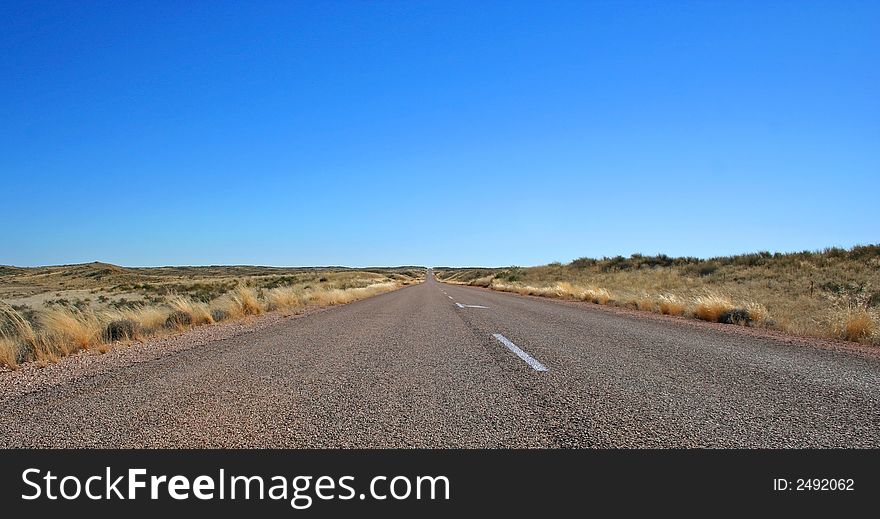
[2,1,877,267]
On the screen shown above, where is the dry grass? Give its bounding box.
[128,306,169,332]
[228,286,264,316]
[746,302,770,323]
[40,307,102,353]
[306,282,398,306]
[0,265,423,369]
[167,296,214,326]
[266,287,305,311]
[658,294,686,316]
[0,334,19,368]
[836,309,877,343]
[635,296,656,312]
[1,301,38,347]
[583,287,613,305]
[435,245,880,346]
[1,302,73,366]
[693,293,735,322]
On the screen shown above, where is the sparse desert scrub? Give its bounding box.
[434,245,880,345]
[1,265,421,369]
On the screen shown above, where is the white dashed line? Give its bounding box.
[492,334,548,372]
[448,295,454,300]
[455,303,488,308]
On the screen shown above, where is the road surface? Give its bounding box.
[2,270,879,447]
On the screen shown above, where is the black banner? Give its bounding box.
[2,450,875,516]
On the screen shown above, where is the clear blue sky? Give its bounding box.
[2,1,877,267]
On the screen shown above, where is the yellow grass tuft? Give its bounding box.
[129,306,170,331]
[167,296,214,326]
[636,298,656,312]
[40,307,101,353]
[0,304,55,364]
[266,287,305,311]
[583,287,612,305]
[836,309,877,343]
[1,301,38,346]
[658,294,686,316]
[229,286,264,316]
[746,302,770,324]
[554,282,579,298]
[1,334,19,368]
[693,293,735,322]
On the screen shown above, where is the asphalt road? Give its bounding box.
[3,270,879,448]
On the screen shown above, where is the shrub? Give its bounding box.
[698,263,718,277]
[569,257,596,268]
[165,310,193,329]
[105,319,141,341]
[719,308,752,326]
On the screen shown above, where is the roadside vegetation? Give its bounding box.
[0,264,423,368]
[435,245,880,346]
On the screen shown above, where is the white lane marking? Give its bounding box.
[448,295,454,300]
[492,333,548,372]
[455,303,488,308]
